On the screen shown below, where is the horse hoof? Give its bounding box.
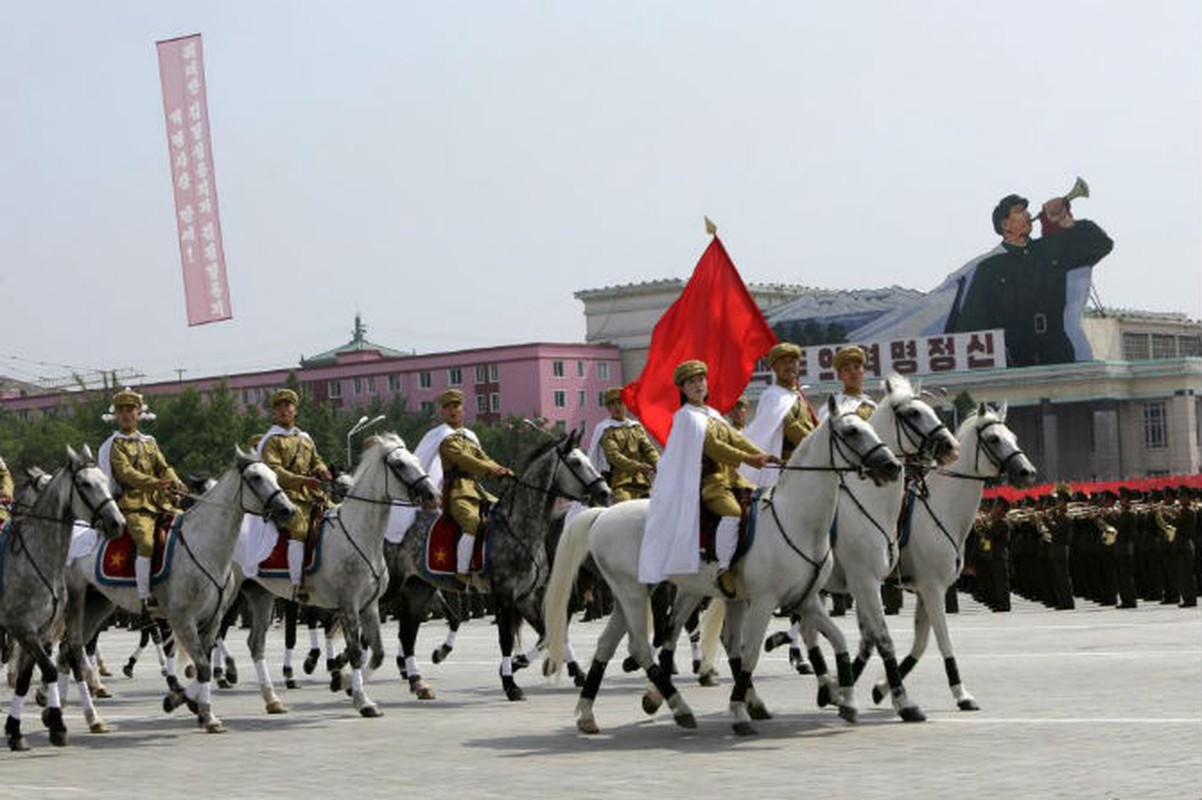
[204,720,227,734]
[285,678,299,690]
[900,706,927,723]
[732,721,756,736]
[958,698,980,711]
[184,664,195,679]
[503,683,526,702]
[871,684,887,705]
[8,735,29,752]
[98,664,113,678]
[838,705,858,724]
[698,671,719,687]
[568,662,586,688]
[122,662,135,679]
[265,699,288,714]
[49,729,68,747]
[216,678,232,690]
[359,705,383,718]
[674,713,697,730]
[621,656,639,673]
[409,678,435,700]
[163,695,177,714]
[431,645,449,665]
[749,704,772,721]
[576,718,600,734]
[763,631,790,652]
[303,649,320,675]
[224,657,239,684]
[415,686,435,700]
[93,686,112,699]
[89,720,110,734]
[512,654,530,671]
[817,685,833,708]
[329,673,344,693]
[641,693,662,715]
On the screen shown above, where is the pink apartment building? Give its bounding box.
[2,316,624,434]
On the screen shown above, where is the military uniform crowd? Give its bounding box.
[965,485,1200,612]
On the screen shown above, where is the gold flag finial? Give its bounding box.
[704,216,717,236]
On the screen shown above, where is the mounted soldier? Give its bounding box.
[259,388,332,603]
[435,388,513,582]
[740,342,817,488]
[820,345,877,421]
[639,360,779,598]
[97,388,185,617]
[590,387,658,503]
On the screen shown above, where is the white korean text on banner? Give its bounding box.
[794,329,1007,383]
[156,34,232,326]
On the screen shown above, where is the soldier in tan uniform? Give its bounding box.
[727,396,750,431]
[101,389,185,616]
[597,387,659,503]
[260,388,332,602]
[436,388,513,581]
[0,454,14,526]
[820,345,876,421]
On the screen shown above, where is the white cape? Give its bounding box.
[738,384,798,488]
[235,424,315,577]
[638,404,720,584]
[383,423,472,544]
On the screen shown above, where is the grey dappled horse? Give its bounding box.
[236,433,436,718]
[384,428,610,701]
[61,449,295,734]
[545,398,902,736]
[1,446,124,751]
[868,404,1036,713]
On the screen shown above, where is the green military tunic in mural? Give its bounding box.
[440,431,502,536]
[109,435,182,558]
[600,424,659,502]
[262,430,329,541]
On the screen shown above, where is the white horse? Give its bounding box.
[685,377,961,723]
[545,397,902,735]
[869,403,1036,713]
[62,449,296,734]
[1,446,124,751]
[235,433,437,718]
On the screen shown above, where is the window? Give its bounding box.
[1143,400,1167,450]
[1122,333,1149,360]
[578,390,586,407]
[490,392,500,412]
[475,364,488,384]
[576,360,586,377]
[1151,334,1177,359]
[597,362,610,380]
[419,400,435,416]
[388,374,401,392]
[328,380,342,399]
[448,367,462,386]
[1180,336,1202,357]
[366,376,376,395]
[353,377,363,395]
[598,391,607,407]
[552,360,565,378]
[553,390,566,408]
[476,394,488,414]
[419,371,432,389]
[488,363,499,381]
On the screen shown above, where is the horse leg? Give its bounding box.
[302,606,324,674]
[431,592,460,665]
[725,598,773,736]
[5,649,38,751]
[397,581,436,699]
[574,604,628,734]
[920,584,978,711]
[800,594,857,721]
[644,592,702,713]
[59,639,107,734]
[852,578,925,722]
[214,597,241,687]
[281,599,299,689]
[495,599,525,701]
[244,585,287,714]
[28,639,68,747]
[172,621,225,733]
[874,587,933,705]
[339,606,380,717]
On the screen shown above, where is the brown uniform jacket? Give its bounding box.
[440,431,501,504]
[261,430,328,505]
[701,418,760,504]
[781,400,817,462]
[600,424,659,494]
[109,435,180,514]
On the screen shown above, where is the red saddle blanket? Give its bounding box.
[95,516,177,587]
[257,525,324,579]
[698,488,757,562]
[424,513,489,577]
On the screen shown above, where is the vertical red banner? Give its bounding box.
[156,34,232,326]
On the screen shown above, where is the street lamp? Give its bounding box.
[346,414,387,467]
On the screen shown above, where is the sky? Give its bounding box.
[2,2,1199,389]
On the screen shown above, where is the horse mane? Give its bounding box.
[956,407,998,439]
[514,434,563,475]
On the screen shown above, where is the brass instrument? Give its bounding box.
[1035,176,1089,218]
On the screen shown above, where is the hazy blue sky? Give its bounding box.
[2,2,1199,387]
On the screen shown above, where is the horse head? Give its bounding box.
[823,396,902,486]
[955,404,1037,488]
[374,433,438,506]
[234,446,297,526]
[65,444,125,537]
[879,375,959,466]
[555,427,611,507]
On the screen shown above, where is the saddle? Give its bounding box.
[424,501,492,578]
[258,504,327,579]
[699,488,757,565]
[95,514,177,587]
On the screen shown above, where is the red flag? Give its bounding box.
[622,236,777,445]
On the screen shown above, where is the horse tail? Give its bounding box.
[544,507,604,676]
[698,599,726,674]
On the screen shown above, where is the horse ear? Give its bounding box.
[977,402,987,418]
[997,401,1008,422]
[66,444,80,465]
[81,443,94,460]
[235,445,254,466]
[826,395,837,416]
[884,377,894,396]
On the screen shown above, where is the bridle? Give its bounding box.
[937,418,1028,483]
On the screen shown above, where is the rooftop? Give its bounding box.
[300,313,411,367]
